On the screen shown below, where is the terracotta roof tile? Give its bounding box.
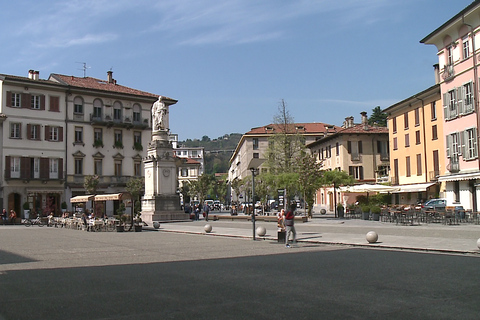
[246,123,341,135]
[338,124,388,134]
[49,74,161,99]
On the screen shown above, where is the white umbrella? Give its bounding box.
[339,184,399,193]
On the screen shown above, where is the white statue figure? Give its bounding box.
[152,96,168,132]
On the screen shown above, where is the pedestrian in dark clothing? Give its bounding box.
[1,209,7,225]
[194,205,200,221]
[203,203,210,221]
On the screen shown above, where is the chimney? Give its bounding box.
[28,70,34,79]
[344,116,354,128]
[433,63,440,84]
[33,71,39,80]
[360,111,368,130]
[107,71,113,84]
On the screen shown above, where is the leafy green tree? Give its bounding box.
[297,152,323,218]
[191,174,215,204]
[321,170,355,218]
[368,106,387,126]
[126,177,144,220]
[180,181,192,205]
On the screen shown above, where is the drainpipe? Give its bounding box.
[64,89,69,206]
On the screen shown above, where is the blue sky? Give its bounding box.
[0,0,474,140]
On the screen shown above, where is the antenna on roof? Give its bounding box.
[75,62,90,77]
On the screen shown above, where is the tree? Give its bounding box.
[265,99,306,174]
[84,175,99,216]
[180,181,192,205]
[297,152,323,218]
[368,106,387,126]
[126,177,144,220]
[190,174,215,204]
[321,170,355,218]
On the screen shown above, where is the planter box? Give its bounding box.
[116,225,125,232]
[134,225,142,232]
[362,211,370,220]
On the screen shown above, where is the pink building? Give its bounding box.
[421,1,480,210]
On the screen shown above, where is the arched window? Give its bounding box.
[73,96,84,114]
[113,101,122,121]
[93,99,103,120]
[133,103,141,123]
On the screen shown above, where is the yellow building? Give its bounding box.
[384,84,445,204]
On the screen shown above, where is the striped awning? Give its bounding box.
[70,195,95,203]
[94,193,131,201]
[438,172,480,182]
[391,182,437,193]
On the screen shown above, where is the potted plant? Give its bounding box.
[361,204,370,220]
[337,203,345,218]
[23,202,30,219]
[116,203,126,232]
[93,139,104,148]
[371,206,381,221]
[113,140,124,149]
[133,142,143,151]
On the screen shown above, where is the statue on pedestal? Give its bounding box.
[152,96,169,132]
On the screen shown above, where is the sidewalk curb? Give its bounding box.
[158,228,480,256]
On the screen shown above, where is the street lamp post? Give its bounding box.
[248,158,265,241]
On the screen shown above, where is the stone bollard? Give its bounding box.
[477,238,480,249]
[256,226,266,237]
[204,224,212,233]
[153,221,160,229]
[366,231,378,243]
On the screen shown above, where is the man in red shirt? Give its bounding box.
[284,204,296,247]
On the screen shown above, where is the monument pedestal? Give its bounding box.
[141,130,188,223]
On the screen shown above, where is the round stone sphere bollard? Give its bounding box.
[477,238,480,249]
[153,221,160,229]
[256,226,266,237]
[366,231,378,243]
[204,224,213,233]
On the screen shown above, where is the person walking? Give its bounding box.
[285,204,296,248]
[203,202,210,221]
[1,208,7,225]
[194,205,200,221]
[9,210,17,225]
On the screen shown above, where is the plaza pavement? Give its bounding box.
[156,213,480,255]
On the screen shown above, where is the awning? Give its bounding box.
[94,193,131,201]
[339,184,400,193]
[70,195,94,203]
[391,182,437,193]
[438,172,480,182]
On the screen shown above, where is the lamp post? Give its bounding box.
[248,158,265,240]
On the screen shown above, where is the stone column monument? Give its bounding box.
[141,96,188,223]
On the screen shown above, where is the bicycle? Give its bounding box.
[24,216,45,227]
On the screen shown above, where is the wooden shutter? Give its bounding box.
[21,157,30,179]
[59,127,64,142]
[347,141,351,154]
[40,158,49,179]
[358,141,363,154]
[6,91,12,107]
[45,126,50,141]
[58,158,63,180]
[5,156,11,179]
[443,93,448,120]
[359,166,364,180]
[21,93,30,108]
[27,124,32,139]
[446,134,451,158]
[40,95,45,110]
[50,96,59,112]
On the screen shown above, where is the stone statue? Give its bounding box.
[152,96,168,132]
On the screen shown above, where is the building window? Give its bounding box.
[192,150,198,157]
[181,168,188,177]
[431,101,436,120]
[336,142,339,156]
[447,45,453,65]
[393,137,398,150]
[74,158,83,175]
[75,127,83,143]
[11,93,21,107]
[349,166,364,180]
[444,89,457,120]
[405,134,410,147]
[464,127,478,160]
[133,104,141,122]
[114,130,123,148]
[33,157,40,179]
[114,160,122,176]
[31,95,41,109]
[74,97,83,114]
[414,108,420,126]
[134,162,142,176]
[415,130,421,145]
[134,131,142,144]
[113,102,122,121]
[432,125,438,140]
[406,156,411,177]
[463,36,470,59]
[392,117,397,133]
[253,138,259,150]
[10,157,21,178]
[29,124,40,140]
[446,132,460,159]
[93,99,102,120]
[463,82,474,114]
[10,123,21,138]
[49,127,59,141]
[416,154,422,176]
[404,112,409,129]
[94,159,102,175]
[253,153,259,159]
[49,158,58,179]
[454,181,460,203]
[94,128,103,143]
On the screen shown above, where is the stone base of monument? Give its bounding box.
[142,195,189,223]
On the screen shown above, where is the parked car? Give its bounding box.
[421,199,446,212]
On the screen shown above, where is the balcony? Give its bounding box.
[90,113,149,129]
[442,64,455,81]
[391,176,399,185]
[380,153,389,161]
[351,152,361,162]
[447,157,460,173]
